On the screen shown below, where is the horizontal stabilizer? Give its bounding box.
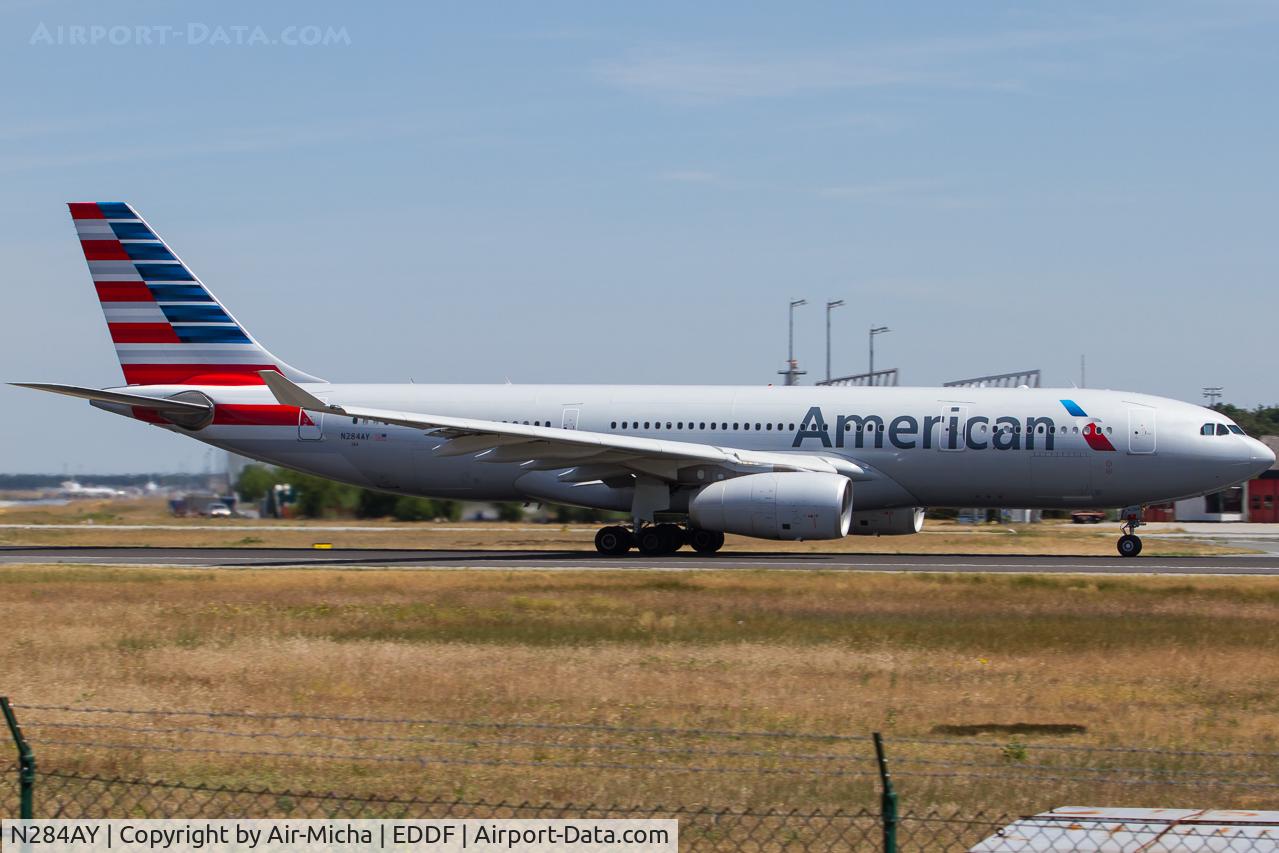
[10,382,212,415]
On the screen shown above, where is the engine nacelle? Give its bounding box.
[689,472,852,540]
[848,507,925,536]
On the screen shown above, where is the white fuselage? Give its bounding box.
[100,383,1272,512]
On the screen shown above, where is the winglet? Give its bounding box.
[258,371,342,413]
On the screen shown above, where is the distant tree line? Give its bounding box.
[235,465,463,521]
[235,464,621,523]
[1211,404,1279,438]
[0,473,215,490]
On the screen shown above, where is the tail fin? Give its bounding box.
[68,202,321,386]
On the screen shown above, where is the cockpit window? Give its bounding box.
[1216,423,1230,436]
[1229,425,1246,435]
[1201,423,1215,435]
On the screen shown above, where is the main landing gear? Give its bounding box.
[593,524,725,556]
[1116,506,1144,558]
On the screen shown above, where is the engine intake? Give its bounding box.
[689,472,852,540]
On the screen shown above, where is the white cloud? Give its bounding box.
[597,9,1277,103]
[657,169,719,184]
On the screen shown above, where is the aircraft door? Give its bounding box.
[298,409,324,440]
[1128,407,1156,454]
[561,407,580,430]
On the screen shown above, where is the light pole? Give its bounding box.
[825,299,845,382]
[779,299,808,386]
[1203,386,1223,408]
[869,325,890,383]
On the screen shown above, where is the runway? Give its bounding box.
[3,546,1279,574]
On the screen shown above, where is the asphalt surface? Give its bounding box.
[2,546,1279,574]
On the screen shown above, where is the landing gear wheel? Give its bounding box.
[654,523,685,553]
[636,526,668,556]
[689,529,725,554]
[1117,534,1143,558]
[595,526,632,556]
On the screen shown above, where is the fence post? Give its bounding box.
[872,732,898,853]
[1,697,35,819]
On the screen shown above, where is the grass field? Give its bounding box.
[4,564,1278,815]
[0,498,1249,555]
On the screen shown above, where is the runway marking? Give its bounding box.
[3,547,1279,575]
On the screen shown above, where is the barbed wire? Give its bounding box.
[890,736,1279,759]
[29,721,1276,786]
[36,768,881,820]
[28,720,860,764]
[35,737,1279,791]
[23,704,1279,761]
[890,767,1279,790]
[17,703,864,743]
[892,756,1278,783]
[37,738,880,779]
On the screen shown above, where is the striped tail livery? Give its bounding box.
[69,201,319,386]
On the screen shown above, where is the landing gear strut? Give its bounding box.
[1116,506,1144,558]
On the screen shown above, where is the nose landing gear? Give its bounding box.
[1116,506,1144,558]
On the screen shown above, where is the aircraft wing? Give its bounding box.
[259,371,863,482]
[11,382,212,416]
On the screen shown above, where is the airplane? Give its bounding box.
[59,480,125,499]
[13,202,1275,558]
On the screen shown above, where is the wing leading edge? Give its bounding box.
[258,371,864,483]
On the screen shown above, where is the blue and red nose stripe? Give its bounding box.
[1059,399,1116,451]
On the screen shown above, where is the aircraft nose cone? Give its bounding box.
[1253,439,1276,471]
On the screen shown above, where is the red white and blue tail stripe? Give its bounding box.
[70,202,320,386]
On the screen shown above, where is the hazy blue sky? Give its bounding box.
[2,1,1276,472]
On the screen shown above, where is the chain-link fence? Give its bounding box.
[5,700,1278,851]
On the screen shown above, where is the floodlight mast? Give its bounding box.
[779,299,808,386]
[869,325,890,379]
[825,299,845,382]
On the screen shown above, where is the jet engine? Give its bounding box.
[848,507,925,536]
[688,472,852,540]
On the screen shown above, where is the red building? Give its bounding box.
[1248,436,1279,522]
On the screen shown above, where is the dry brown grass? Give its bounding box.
[3,565,1278,814]
[0,498,1245,555]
